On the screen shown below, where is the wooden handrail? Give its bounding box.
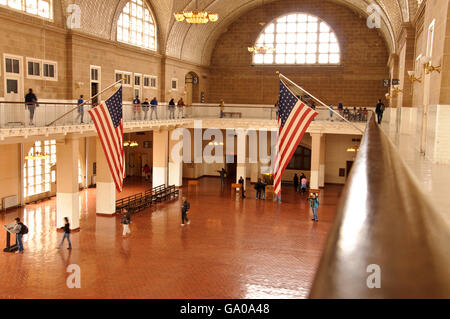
[309,114,450,298]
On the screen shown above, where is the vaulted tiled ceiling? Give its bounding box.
[59,0,418,65]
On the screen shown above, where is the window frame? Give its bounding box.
[251,12,341,66]
[26,57,42,79]
[0,0,54,21]
[116,0,157,51]
[42,60,58,81]
[171,78,178,91]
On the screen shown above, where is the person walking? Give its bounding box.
[255,178,266,200]
[168,98,175,119]
[57,217,72,249]
[133,95,141,120]
[142,98,150,120]
[181,196,190,226]
[218,168,226,186]
[293,174,299,192]
[300,175,308,194]
[76,95,85,124]
[150,97,158,120]
[308,192,320,221]
[376,99,385,124]
[121,210,131,237]
[13,217,28,254]
[143,163,151,181]
[25,88,38,126]
[238,176,246,199]
[177,98,185,119]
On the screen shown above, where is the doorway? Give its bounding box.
[185,72,200,106]
[91,82,99,106]
[226,155,237,181]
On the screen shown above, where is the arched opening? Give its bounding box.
[185,72,200,106]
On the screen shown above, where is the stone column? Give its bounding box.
[319,134,326,188]
[169,128,183,186]
[310,133,322,190]
[56,136,80,230]
[96,137,116,216]
[236,130,247,190]
[153,129,169,186]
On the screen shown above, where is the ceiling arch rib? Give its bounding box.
[165,0,400,66]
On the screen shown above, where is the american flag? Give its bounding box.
[273,80,318,196]
[88,87,125,192]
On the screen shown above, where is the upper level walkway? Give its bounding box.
[0,102,368,142]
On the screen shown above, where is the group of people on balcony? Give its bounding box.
[132,96,186,121]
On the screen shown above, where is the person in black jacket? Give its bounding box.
[57,217,72,249]
[13,217,27,253]
[293,174,299,192]
[255,178,266,200]
[181,196,190,226]
[25,88,38,126]
[238,176,246,198]
[375,99,385,124]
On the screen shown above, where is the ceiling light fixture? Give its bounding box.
[174,0,219,24]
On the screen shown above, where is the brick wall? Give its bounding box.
[207,0,390,106]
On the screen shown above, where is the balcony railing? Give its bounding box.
[0,101,372,128]
[309,114,450,298]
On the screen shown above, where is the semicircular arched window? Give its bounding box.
[117,0,157,51]
[252,13,340,65]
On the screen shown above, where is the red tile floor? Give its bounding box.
[0,177,342,299]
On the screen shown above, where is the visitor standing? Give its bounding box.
[300,175,308,194]
[181,196,190,226]
[143,164,151,180]
[177,98,185,119]
[238,176,246,199]
[121,210,131,237]
[218,168,226,185]
[293,174,299,192]
[308,192,320,221]
[150,97,158,120]
[57,217,72,250]
[13,217,28,254]
[219,100,225,118]
[25,88,38,126]
[76,95,85,124]
[142,98,150,120]
[376,99,385,124]
[133,96,141,120]
[168,98,175,119]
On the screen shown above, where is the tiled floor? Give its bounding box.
[0,177,341,299]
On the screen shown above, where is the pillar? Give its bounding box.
[96,137,116,216]
[310,133,322,190]
[56,136,80,230]
[319,134,326,188]
[236,130,247,189]
[153,129,169,187]
[169,128,183,186]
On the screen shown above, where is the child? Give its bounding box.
[308,193,320,221]
[121,210,131,237]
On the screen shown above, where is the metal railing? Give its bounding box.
[0,101,372,128]
[309,114,450,298]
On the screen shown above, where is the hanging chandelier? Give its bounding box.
[174,0,218,24]
[248,46,275,54]
[25,151,50,160]
[124,134,138,147]
[248,0,274,54]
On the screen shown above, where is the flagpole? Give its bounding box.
[46,79,123,127]
[277,72,365,134]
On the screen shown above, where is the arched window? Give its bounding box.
[0,0,53,20]
[117,0,157,50]
[253,13,340,65]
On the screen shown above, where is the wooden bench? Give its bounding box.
[223,112,242,118]
[188,180,200,192]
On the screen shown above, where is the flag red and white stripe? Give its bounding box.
[273,80,318,196]
[88,87,125,192]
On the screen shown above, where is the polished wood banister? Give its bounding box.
[309,114,450,298]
